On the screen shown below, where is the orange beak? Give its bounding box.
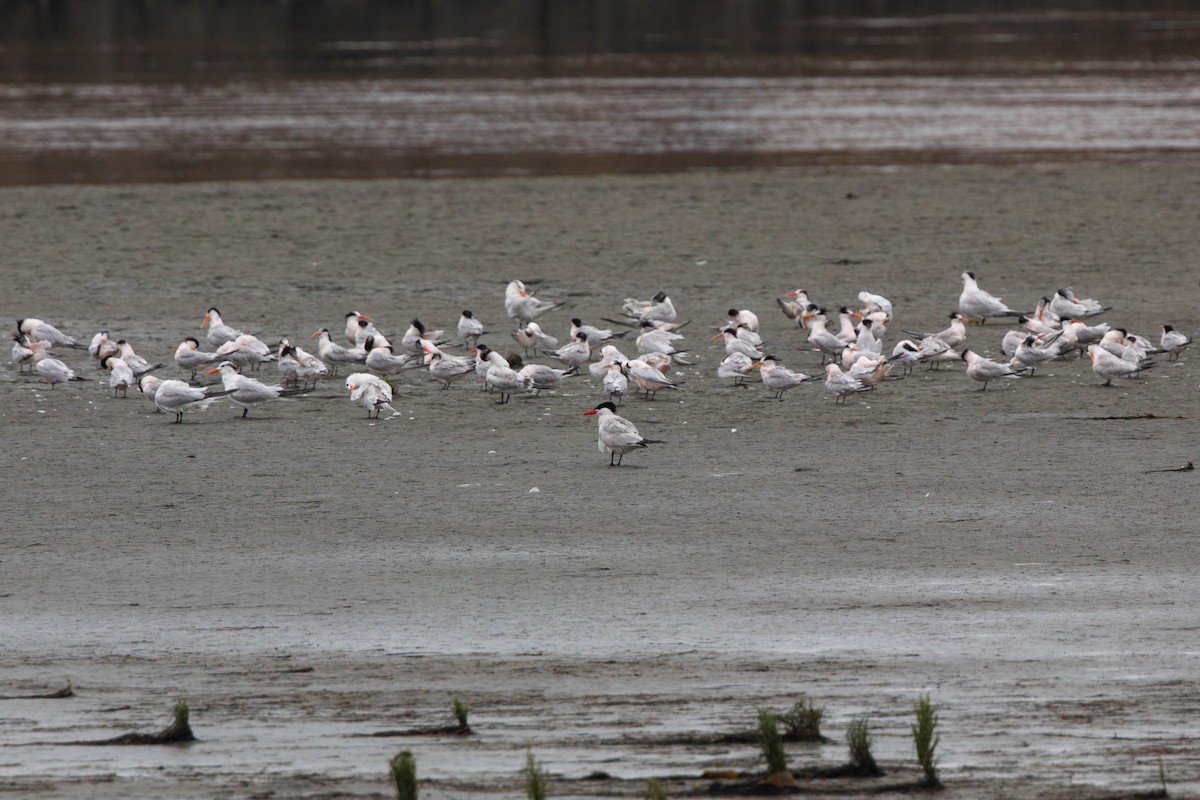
[205,367,220,375]
[519,290,528,298]
[582,408,598,416]
[711,332,725,341]
[201,313,210,328]
[359,314,372,321]
[310,330,321,338]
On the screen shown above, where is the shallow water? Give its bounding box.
[3,3,1200,184]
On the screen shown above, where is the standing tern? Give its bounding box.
[582,401,664,466]
[962,349,1029,390]
[476,344,529,404]
[958,271,1025,322]
[101,355,135,397]
[823,363,871,404]
[1160,324,1191,360]
[518,363,576,396]
[1088,345,1155,385]
[346,373,398,418]
[312,328,367,375]
[364,339,415,376]
[602,361,628,403]
[344,311,372,345]
[545,332,591,369]
[201,307,244,347]
[458,310,486,348]
[138,374,163,409]
[115,339,163,376]
[622,358,680,399]
[153,378,232,423]
[717,352,756,387]
[174,337,224,378]
[206,361,306,418]
[753,357,812,399]
[514,321,558,355]
[34,356,89,388]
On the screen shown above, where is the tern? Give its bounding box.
[570,318,626,345]
[717,352,756,387]
[477,344,529,404]
[400,319,444,356]
[346,373,398,418]
[823,363,871,404]
[458,310,486,347]
[777,289,813,324]
[545,332,591,369]
[726,308,760,332]
[138,374,163,409]
[958,271,1025,322]
[583,401,664,466]
[753,356,812,399]
[602,361,628,403]
[1049,287,1110,320]
[200,307,243,347]
[174,337,224,378]
[343,311,372,345]
[857,291,894,322]
[364,338,415,376]
[153,378,232,423]
[206,361,305,417]
[518,363,576,396]
[115,339,163,377]
[101,355,135,398]
[622,291,677,324]
[34,356,89,387]
[312,328,367,375]
[18,318,82,348]
[1160,324,1191,360]
[1088,344,1154,385]
[505,280,562,322]
[962,349,1028,390]
[514,321,558,355]
[622,358,680,400]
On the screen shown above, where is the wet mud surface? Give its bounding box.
[1,166,1198,797]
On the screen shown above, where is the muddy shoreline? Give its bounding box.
[1,165,1198,798]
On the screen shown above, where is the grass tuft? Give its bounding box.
[756,707,789,776]
[1158,755,1169,797]
[779,697,824,740]
[646,777,668,799]
[524,748,548,800]
[452,696,470,730]
[912,695,943,789]
[846,715,882,777]
[389,749,418,800]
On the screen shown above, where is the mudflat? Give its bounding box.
[1,165,1197,798]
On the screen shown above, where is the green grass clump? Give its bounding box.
[389,749,418,800]
[912,695,942,789]
[846,715,881,776]
[453,696,470,730]
[646,777,668,799]
[779,697,824,740]
[524,748,548,800]
[756,707,789,776]
[1158,755,1169,797]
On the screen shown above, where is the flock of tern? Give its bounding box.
[11,273,1193,465]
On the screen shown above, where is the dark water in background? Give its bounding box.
[2,0,1200,184]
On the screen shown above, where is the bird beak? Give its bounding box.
[359,314,372,321]
[310,330,321,338]
[205,367,220,375]
[710,332,724,341]
[582,409,598,416]
[201,313,210,328]
[750,361,763,368]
